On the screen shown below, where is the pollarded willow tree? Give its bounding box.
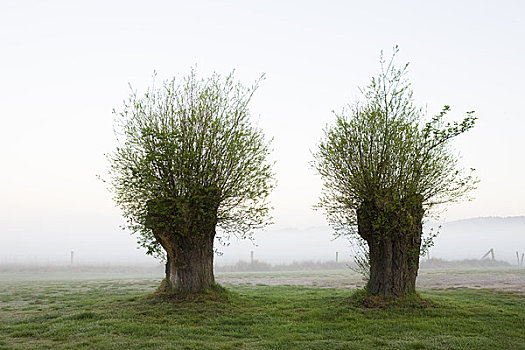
[314,48,478,298]
[108,70,274,293]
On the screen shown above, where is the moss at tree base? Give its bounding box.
[152,280,232,303]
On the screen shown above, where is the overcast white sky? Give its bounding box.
[1,0,524,263]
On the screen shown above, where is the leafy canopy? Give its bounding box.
[314,47,478,237]
[108,69,274,257]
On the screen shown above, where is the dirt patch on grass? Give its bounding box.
[216,268,525,293]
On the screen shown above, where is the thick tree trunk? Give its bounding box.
[146,190,219,294]
[163,233,215,293]
[164,256,171,285]
[357,196,423,298]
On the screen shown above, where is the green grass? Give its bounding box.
[1,278,524,349]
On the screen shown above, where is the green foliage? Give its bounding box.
[313,46,478,240]
[107,69,275,258]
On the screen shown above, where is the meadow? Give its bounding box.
[1,269,524,349]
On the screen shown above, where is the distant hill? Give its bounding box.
[221,216,525,264]
[1,214,523,266]
[427,216,525,264]
[214,216,525,265]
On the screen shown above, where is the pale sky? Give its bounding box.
[1,0,524,263]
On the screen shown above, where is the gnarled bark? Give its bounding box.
[146,189,219,293]
[357,195,423,297]
[162,232,215,293]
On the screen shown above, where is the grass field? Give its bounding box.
[1,271,525,349]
